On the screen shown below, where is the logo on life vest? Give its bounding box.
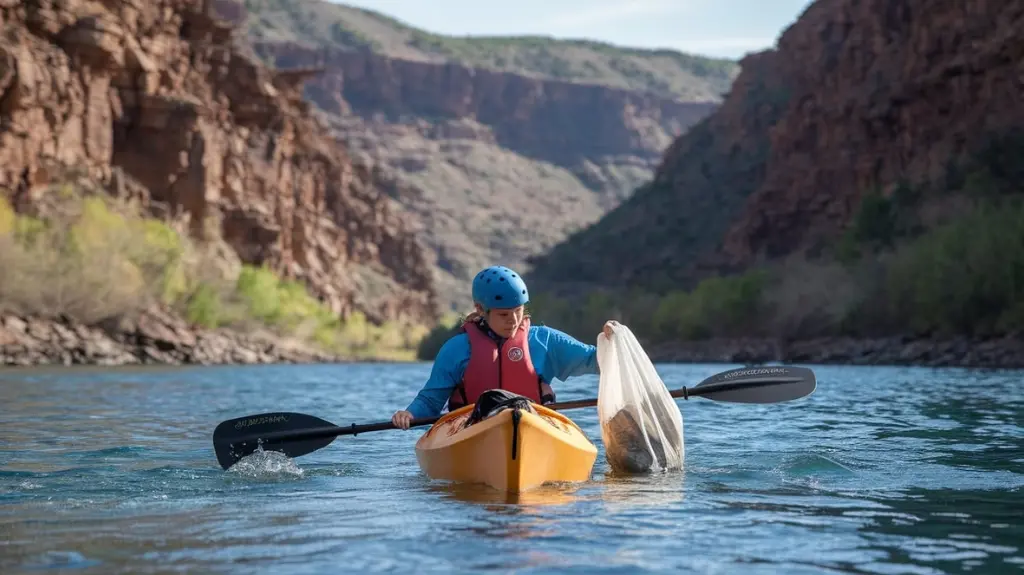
[507,347,524,362]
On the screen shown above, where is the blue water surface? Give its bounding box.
[0,362,1021,574]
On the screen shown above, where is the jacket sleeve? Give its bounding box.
[533,325,600,382]
[405,333,471,419]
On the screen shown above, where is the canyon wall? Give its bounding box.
[529,0,1024,291]
[223,0,733,310]
[0,0,437,324]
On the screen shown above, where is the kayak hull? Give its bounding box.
[414,403,598,493]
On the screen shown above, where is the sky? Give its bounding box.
[329,0,816,59]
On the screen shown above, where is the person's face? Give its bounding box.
[480,304,525,338]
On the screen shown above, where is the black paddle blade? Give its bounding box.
[688,365,816,404]
[212,412,339,470]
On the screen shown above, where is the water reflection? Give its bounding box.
[911,391,1024,474]
[588,471,687,512]
[0,501,259,573]
[419,467,688,510]
[850,487,1023,574]
[423,480,582,507]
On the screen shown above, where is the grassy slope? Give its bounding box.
[239,0,739,101]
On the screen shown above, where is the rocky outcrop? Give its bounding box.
[720,0,1024,264]
[0,308,339,366]
[529,0,1024,289]
[0,0,437,325]
[256,42,717,172]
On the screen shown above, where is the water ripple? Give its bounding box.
[0,363,1021,574]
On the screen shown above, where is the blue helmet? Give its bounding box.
[471,266,529,310]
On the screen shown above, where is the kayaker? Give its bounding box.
[391,265,616,430]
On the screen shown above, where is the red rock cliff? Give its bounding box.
[530,0,1023,289]
[722,0,1024,263]
[0,0,437,324]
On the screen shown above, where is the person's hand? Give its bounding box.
[603,320,619,338]
[391,410,413,430]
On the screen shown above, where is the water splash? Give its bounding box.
[783,452,858,475]
[227,446,305,480]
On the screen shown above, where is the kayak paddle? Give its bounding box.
[543,365,817,409]
[212,364,816,470]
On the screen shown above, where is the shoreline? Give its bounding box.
[3,311,1024,369]
[0,309,347,367]
[644,335,1024,369]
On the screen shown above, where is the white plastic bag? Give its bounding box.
[597,321,685,474]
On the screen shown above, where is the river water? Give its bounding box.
[0,362,1021,574]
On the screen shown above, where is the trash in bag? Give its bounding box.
[597,321,684,474]
[464,389,535,428]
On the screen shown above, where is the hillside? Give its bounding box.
[525,50,790,294]
[525,0,1024,353]
[218,0,738,312]
[231,0,736,101]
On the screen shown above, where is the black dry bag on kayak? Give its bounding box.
[464,389,535,428]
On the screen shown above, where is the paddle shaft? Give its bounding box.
[241,416,443,445]
[231,376,805,446]
[541,376,807,410]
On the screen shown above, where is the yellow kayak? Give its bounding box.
[415,403,598,493]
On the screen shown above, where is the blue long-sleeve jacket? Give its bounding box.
[406,325,600,418]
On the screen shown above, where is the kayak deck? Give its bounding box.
[414,403,598,493]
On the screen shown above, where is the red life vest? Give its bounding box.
[447,317,555,410]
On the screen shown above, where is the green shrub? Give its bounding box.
[883,200,1024,336]
[524,271,768,344]
[0,194,186,323]
[185,282,226,329]
[0,189,428,361]
[654,270,768,340]
[228,264,428,360]
[835,180,923,263]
